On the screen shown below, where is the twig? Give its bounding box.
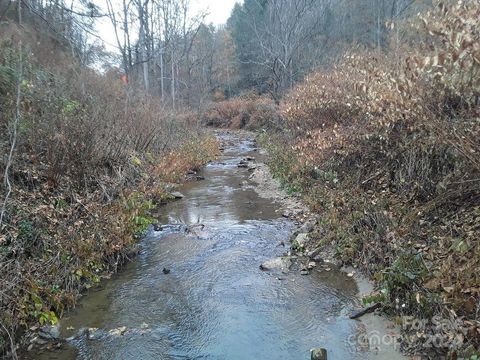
[0,41,23,229]
[449,178,480,186]
[361,170,383,185]
[0,322,17,360]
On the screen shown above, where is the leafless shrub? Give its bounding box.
[201,95,279,130]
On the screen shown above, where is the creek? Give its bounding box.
[29,132,400,360]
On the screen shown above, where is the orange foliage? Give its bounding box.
[270,2,480,355]
[202,95,279,130]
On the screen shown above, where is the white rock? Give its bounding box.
[87,328,101,340]
[109,326,127,336]
[260,257,292,271]
[293,233,309,251]
[170,191,185,199]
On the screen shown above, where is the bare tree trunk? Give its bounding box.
[160,48,165,99]
[123,0,132,73]
[171,48,175,110]
[393,0,400,68]
[106,0,129,76]
[18,0,22,24]
[377,12,381,51]
[0,42,23,231]
[226,63,231,96]
[376,0,384,51]
[138,0,149,91]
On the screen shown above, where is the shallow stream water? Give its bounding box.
[29,132,397,360]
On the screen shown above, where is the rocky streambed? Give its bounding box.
[25,131,403,360]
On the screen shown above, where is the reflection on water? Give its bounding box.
[29,132,372,360]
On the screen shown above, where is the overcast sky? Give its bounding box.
[92,0,240,53]
[192,0,240,25]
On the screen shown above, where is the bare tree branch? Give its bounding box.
[0,42,22,240]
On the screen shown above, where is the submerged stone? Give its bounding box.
[87,328,102,340]
[311,348,328,360]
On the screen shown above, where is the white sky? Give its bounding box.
[192,0,240,25]
[91,0,241,53]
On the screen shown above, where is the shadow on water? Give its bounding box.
[28,131,385,360]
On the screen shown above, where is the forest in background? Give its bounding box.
[0,0,479,358]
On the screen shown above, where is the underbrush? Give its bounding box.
[263,2,480,357]
[0,26,218,356]
[201,94,279,130]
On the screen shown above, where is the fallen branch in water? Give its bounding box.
[349,303,382,319]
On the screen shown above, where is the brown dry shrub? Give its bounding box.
[0,58,206,196]
[270,1,480,356]
[283,1,479,178]
[0,31,218,356]
[202,95,278,130]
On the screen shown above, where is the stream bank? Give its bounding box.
[25,131,403,360]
